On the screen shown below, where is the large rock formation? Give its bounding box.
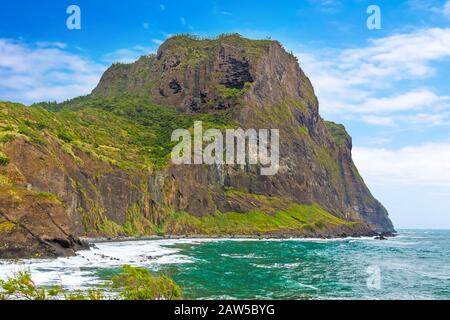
[0,35,394,258]
[93,35,394,233]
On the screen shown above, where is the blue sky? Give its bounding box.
[1,0,450,229]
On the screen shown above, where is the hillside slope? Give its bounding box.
[0,35,394,258]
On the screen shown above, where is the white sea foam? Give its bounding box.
[251,262,301,269]
[0,231,448,300]
[296,282,319,291]
[0,238,212,290]
[0,236,380,289]
[220,253,264,259]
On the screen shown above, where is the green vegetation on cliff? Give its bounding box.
[325,121,349,147]
[164,33,276,63]
[159,191,355,236]
[164,203,356,236]
[1,98,233,170]
[0,98,364,240]
[71,192,355,238]
[0,221,15,233]
[0,151,9,166]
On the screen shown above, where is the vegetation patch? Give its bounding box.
[111,265,182,300]
[0,221,15,234]
[0,175,11,186]
[218,86,244,99]
[36,191,61,203]
[166,33,273,65]
[0,151,10,166]
[0,266,181,300]
[17,123,46,146]
[122,203,158,237]
[0,131,19,144]
[79,201,160,238]
[8,95,234,170]
[163,203,353,236]
[325,121,349,147]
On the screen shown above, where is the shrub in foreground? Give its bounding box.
[0,265,181,300]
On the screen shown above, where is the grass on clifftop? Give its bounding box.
[325,121,349,147]
[166,33,277,65]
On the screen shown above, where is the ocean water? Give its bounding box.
[0,230,449,300]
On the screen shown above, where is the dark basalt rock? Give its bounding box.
[0,197,89,260]
[375,232,393,240]
[169,79,183,94]
[219,57,254,89]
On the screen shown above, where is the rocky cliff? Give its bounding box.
[0,34,394,259]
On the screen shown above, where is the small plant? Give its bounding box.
[0,132,17,143]
[18,124,46,146]
[0,175,11,186]
[111,265,182,300]
[37,192,61,203]
[0,271,62,300]
[218,86,244,99]
[0,221,15,233]
[57,131,74,143]
[0,151,10,166]
[64,289,104,301]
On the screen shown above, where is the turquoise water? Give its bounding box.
[166,230,450,299]
[1,230,449,299]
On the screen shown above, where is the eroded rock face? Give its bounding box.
[94,35,394,233]
[93,36,262,113]
[0,187,88,260]
[0,35,394,259]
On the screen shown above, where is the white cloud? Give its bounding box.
[0,39,105,104]
[308,0,342,14]
[348,89,450,114]
[35,41,67,49]
[361,111,450,127]
[354,143,450,187]
[103,45,154,64]
[299,28,450,97]
[362,136,391,146]
[342,28,450,80]
[297,51,371,114]
[152,39,164,45]
[362,115,396,127]
[297,28,450,127]
[404,112,450,126]
[408,0,450,19]
[179,17,194,30]
[444,1,450,17]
